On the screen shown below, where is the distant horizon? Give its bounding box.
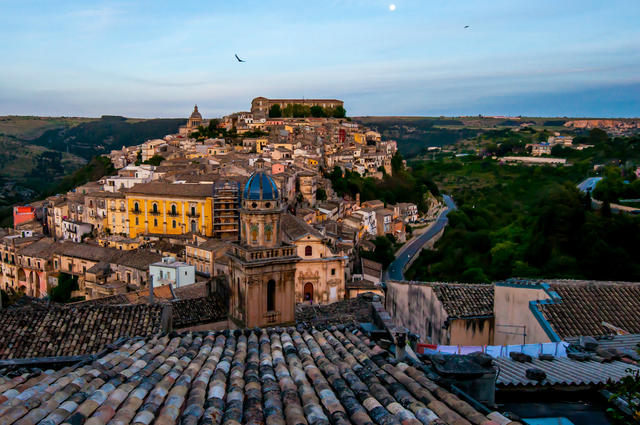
[3,111,640,120]
[2,1,638,118]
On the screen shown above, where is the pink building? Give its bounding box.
[272,163,286,175]
[13,206,36,228]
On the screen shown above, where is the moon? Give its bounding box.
[389,4,396,11]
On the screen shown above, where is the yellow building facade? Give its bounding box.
[125,183,214,238]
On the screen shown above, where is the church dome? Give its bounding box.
[243,172,279,200]
[190,105,202,120]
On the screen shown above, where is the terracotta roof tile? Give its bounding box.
[0,304,167,359]
[431,284,494,318]
[538,281,640,338]
[0,327,498,425]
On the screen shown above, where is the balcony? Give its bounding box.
[131,209,142,215]
[187,212,200,218]
[167,211,180,217]
[149,210,161,216]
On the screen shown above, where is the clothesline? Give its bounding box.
[416,342,569,358]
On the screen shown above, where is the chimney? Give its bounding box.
[394,328,408,362]
[149,274,155,304]
[206,278,213,298]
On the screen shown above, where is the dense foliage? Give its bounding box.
[45,156,115,196]
[191,120,268,140]
[327,153,440,212]
[48,273,79,303]
[406,158,640,282]
[593,167,640,203]
[360,235,399,269]
[269,103,346,118]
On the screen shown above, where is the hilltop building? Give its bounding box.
[251,97,344,118]
[179,104,206,136]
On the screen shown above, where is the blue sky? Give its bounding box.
[1,0,639,117]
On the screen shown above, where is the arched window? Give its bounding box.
[267,279,276,311]
[190,220,197,233]
[134,202,139,212]
[172,220,176,229]
[152,203,158,213]
[304,245,312,256]
[191,205,196,216]
[171,204,177,215]
[153,218,158,227]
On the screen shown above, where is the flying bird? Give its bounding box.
[235,54,246,62]
[464,25,470,29]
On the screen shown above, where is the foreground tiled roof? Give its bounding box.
[431,284,494,319]
[0,327,501,425]
[539,282,640,338]
[0,304,168,360]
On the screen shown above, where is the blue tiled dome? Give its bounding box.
[243,172,279,200]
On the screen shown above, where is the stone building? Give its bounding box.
[251,97,344,119]
[227,171,300,328]
[179,105,204,136]
[297,171,317,206]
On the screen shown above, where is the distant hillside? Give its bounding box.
[0,115,186,224]
[31,115,186,160]
[353,117,481,157]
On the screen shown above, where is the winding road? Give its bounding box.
[384,195,457,282]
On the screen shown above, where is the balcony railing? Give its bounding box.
[187,212,200,218]
[131,209,142,215]
[149,210,161,216]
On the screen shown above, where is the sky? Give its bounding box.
[1,0,639,118]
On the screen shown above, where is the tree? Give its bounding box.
[391,151,404,174]
[361,236,396,268]
[316,187,327,201]
[268,104,282,118]
[143,155,165,166]
[49,273,79,303]
[588,128,609,145]
[332,106,347,118]
[310,105,325,118]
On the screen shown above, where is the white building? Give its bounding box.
[61,220,93,243]
[103,164,156,192]
[396,203,419,222]
[149,256,195,289]
[351,208,377,236]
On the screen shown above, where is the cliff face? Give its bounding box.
[564,119,640,129]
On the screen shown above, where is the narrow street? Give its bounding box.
[384,194,456,281]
